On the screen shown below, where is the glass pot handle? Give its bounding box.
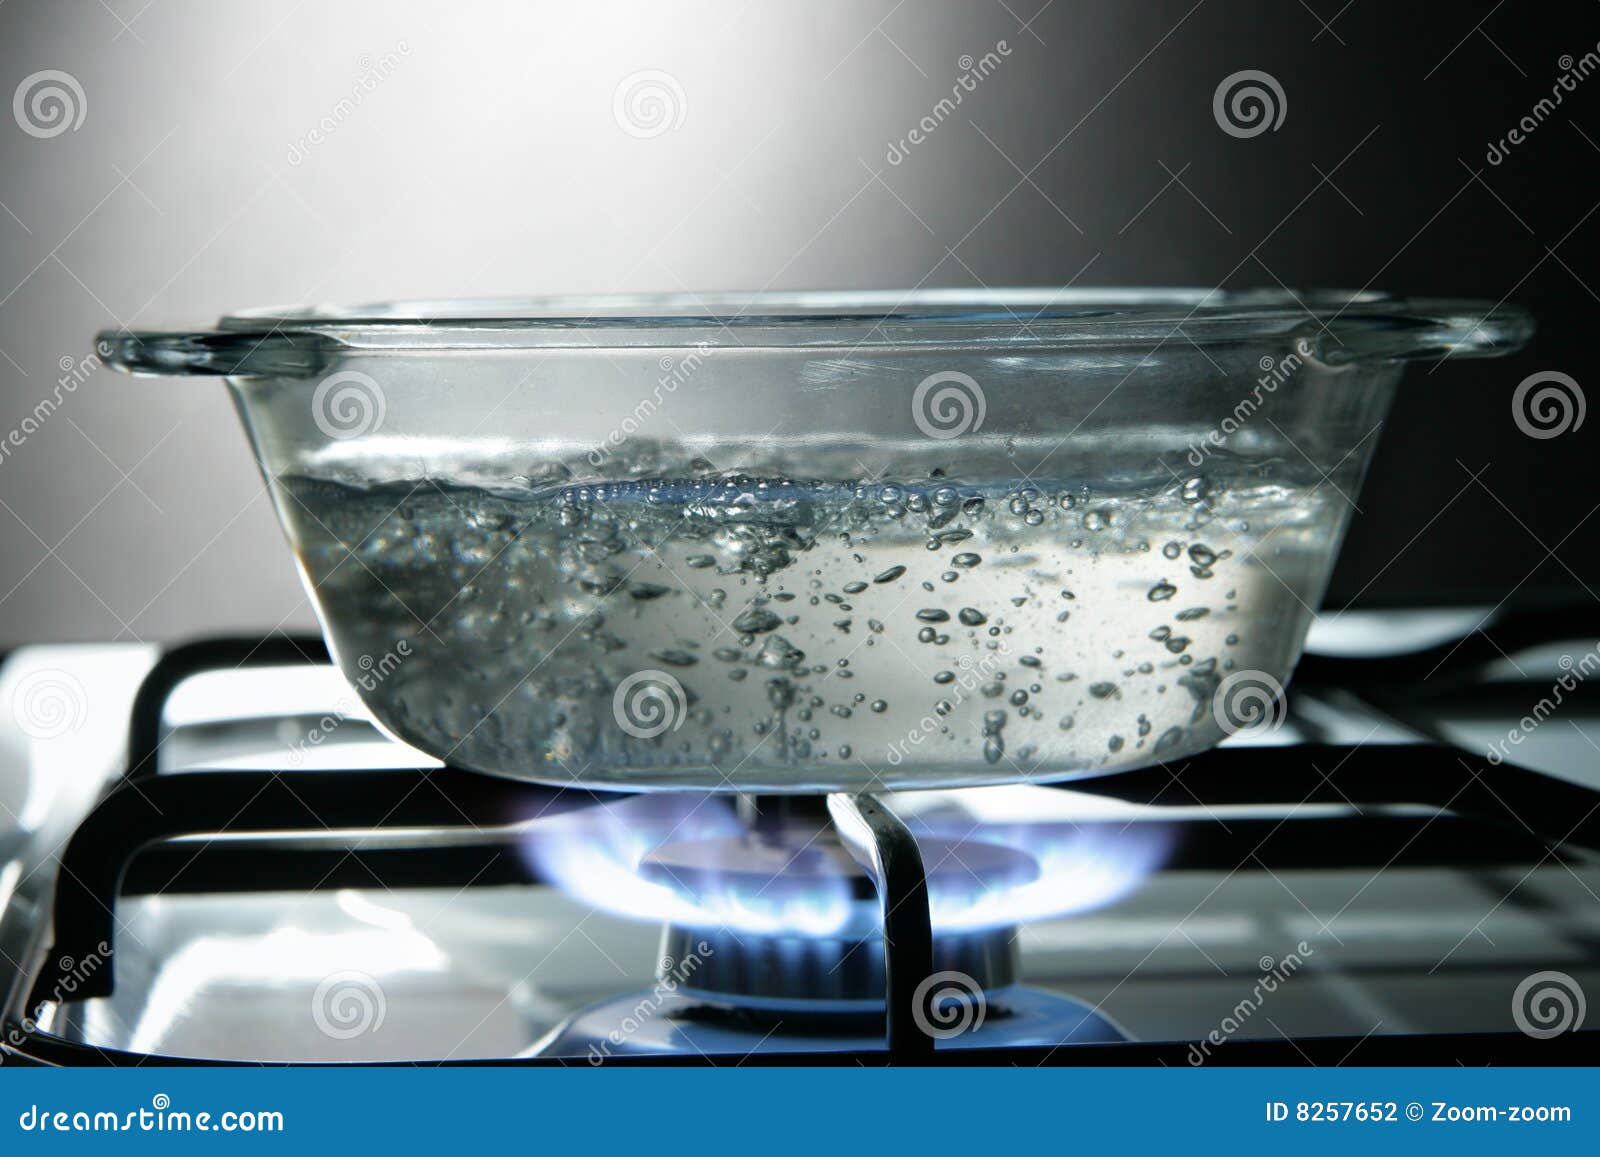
[95,328,333,378]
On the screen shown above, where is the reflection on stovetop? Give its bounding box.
[3,607,1599,1064]
[48,862,1600,1062]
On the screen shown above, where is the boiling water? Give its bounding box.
[279,468,1343,789]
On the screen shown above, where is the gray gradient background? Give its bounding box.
[0,0,1594,646]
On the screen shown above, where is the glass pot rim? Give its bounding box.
[94,287,1533,377]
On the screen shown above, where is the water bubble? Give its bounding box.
[733,608,782,634]
[1147,581,1178,602]
[755,636,805,671]
[958,607,988,626]
[766,678,797,709]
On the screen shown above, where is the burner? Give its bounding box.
[640,826,1033,1008]
[526,809,1128,1055]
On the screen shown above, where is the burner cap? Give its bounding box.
[657,923,1020,1011]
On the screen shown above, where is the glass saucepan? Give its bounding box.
[98,290,1532,791]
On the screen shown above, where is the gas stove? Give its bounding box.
[2,608,1598,1065]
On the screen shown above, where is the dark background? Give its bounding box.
[0,0,1595,645]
